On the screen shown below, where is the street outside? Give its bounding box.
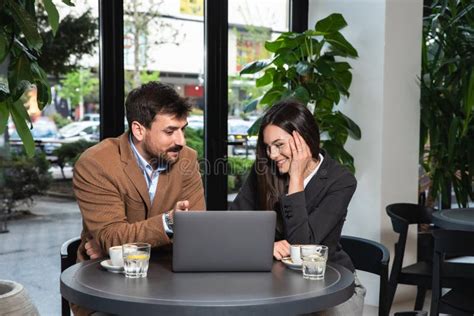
[0,196,81,315]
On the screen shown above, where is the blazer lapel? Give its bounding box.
[304,152,330,206]
[119,133,152,211]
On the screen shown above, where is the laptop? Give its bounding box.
[172,211,276,272]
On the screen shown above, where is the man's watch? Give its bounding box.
[165,211,174,229]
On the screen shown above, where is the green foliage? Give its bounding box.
[185,127,203,160]
[0,151,52,212]
[240,13,360,173]
[53,139,96,179]
[124,70,160,96]
[37,8,98,78]
[0,0,72,157]
[228,156,254,177]
[58,69,99,109]
[184,128,254,192]
[54,139,97,168]
[228,75,267,116]
[227,156,254,192]
[420,0,474,208]
[50,113,72,128]
[139,70,160,84]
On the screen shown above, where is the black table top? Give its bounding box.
[432,208,474,232]
[61,255,355,315]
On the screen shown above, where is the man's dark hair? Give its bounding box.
[125,81,192,128]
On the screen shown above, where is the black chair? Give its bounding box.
[386,203,436,311]
[430,230,474,316]
[340,235,390,316]
[394,312,427,316]
[60,236,81,316]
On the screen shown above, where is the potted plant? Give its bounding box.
[0,0,72,157]
[420,0,473,208]
[240,13,360,172]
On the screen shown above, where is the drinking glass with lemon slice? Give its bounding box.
[122,243,151,278]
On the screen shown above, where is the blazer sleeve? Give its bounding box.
[73,155,170,251]
[229,163,258,210]
[279,171,356,246]
[180,151,206,211]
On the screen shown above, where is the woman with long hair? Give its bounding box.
[231,99,365,315]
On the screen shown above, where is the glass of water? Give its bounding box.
[122,243,151,278]
[301,245,328,280]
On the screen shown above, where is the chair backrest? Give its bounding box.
[60,236,81,316]
[386,203,436,263]
[386,203,434,234]
[340,235,390,316]
[61,236,81,272]
[431,229,474,316]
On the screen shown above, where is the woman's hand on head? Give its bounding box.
[288,131,312,182]
[273,239,291,260]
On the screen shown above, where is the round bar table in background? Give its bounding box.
[432,208,474,232]
[61,255,355,315]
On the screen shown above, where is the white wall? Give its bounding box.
[309,0,423,307]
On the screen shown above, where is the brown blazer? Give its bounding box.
[73,132,206,261]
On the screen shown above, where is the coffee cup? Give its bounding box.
[290,244,302,264]
[109,246,124,267]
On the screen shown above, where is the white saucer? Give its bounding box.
[100,259,124,273]
[281,257,302,270]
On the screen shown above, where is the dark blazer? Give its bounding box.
[230,151,356,272]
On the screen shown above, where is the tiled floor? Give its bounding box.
[365,298,432,315]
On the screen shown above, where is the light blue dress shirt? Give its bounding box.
[129,135,172,233]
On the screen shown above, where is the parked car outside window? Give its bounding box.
[228,119,257,156]
[58,121,100,143]
[9,117,61,158]
[81,113,100,122]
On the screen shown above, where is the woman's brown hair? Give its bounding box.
[256,99,320,211]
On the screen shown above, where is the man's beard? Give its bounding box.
[144,140,183,166]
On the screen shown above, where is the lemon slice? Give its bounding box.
[126,254,149,260]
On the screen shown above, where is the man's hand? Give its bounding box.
[85,238,104,260]
[273,239,291,260]
[174,200,189,211]
[169,200,189,221]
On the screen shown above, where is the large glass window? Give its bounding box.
[227,0,289,200]
[123,0,205,159]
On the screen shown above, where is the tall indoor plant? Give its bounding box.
[240,13,360,173]
[420,0,473,208]
[0,0,72,157]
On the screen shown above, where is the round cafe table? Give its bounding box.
[60,254,355,315]
[432,208,474,232]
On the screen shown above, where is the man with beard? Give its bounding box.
[72,81,205,264]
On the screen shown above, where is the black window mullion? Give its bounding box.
[99,0,125,139]
[290,0,309,32]
[204,0,228,210]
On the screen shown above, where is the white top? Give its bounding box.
[304,153,324,188]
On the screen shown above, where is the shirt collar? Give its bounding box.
[129,133,167,173]
[304,153,324,188]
